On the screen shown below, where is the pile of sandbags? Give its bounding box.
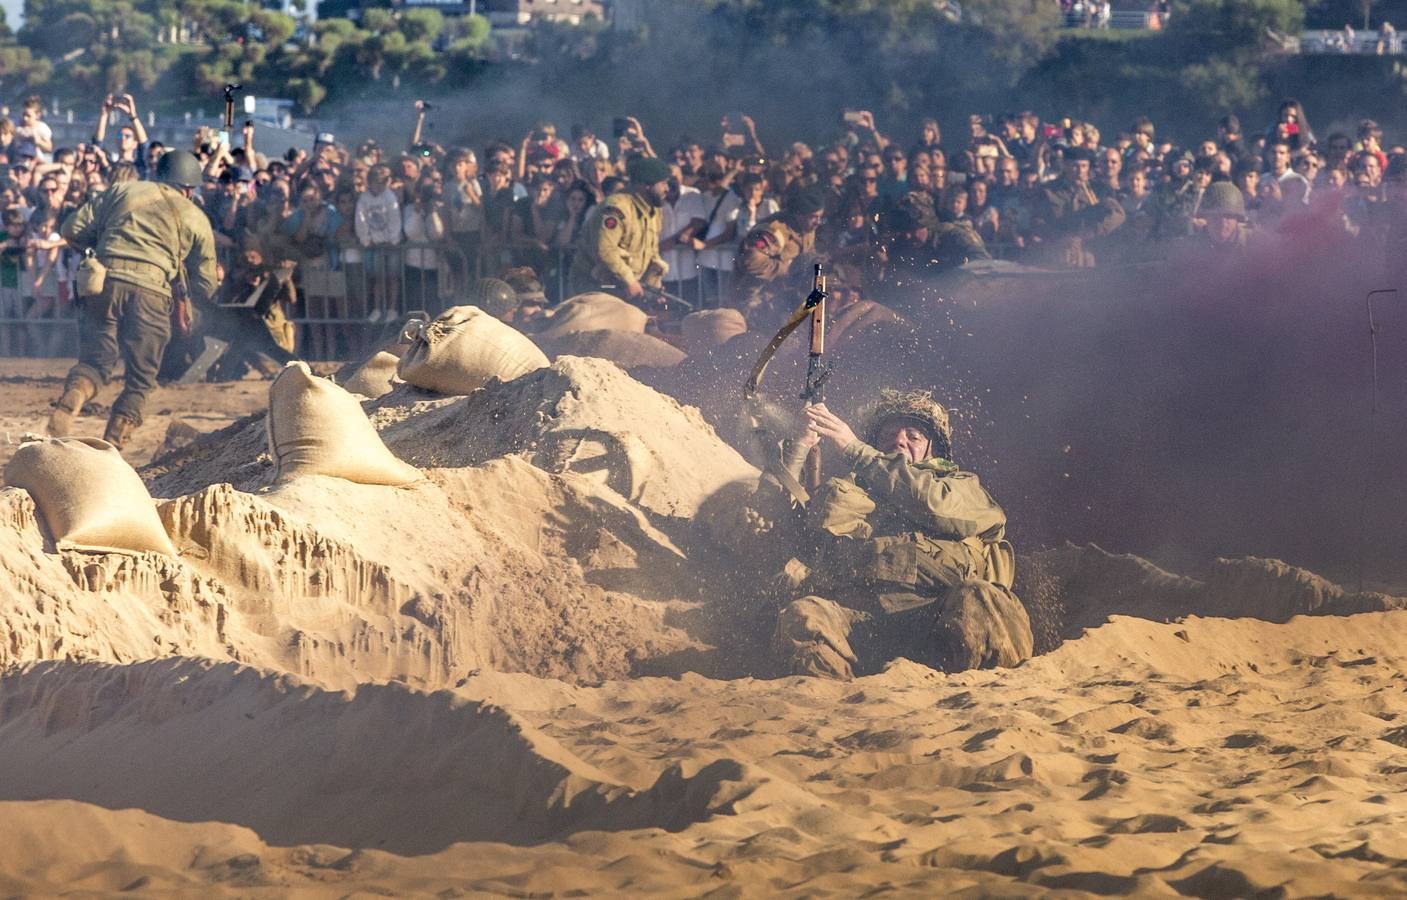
[542,330,686,370]
[339,350,402,399]
[268,362,421,486]
[536,292,648,340]
[398,306,549,396]
[4,436,177,555]
[680,309,747,355]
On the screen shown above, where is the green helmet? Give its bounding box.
[155,150,203,189]
[470,277,519,318]
[861,388,953,459]
[1200,181,1246,221]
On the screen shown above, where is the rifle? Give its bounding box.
[742,262,829,505]
[601,283,698,312]
[799,264,829,491]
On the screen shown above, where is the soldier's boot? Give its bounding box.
[102,414,139,451]
[46,375,98,437]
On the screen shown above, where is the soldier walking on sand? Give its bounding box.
[47,150,218,449]
[568,155,671,306]
[757,390,1034,679]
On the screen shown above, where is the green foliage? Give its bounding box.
[1165,0,1306,50]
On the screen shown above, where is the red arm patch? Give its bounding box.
[604,215,619,229]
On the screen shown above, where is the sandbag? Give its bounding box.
[540,329,686,369]
[397,305,548,396]
[680,308,747,354]
[267,362,421,486]
[339,350,401,399]
[536,292,648,339]
[4,436,177,556]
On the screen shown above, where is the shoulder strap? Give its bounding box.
[156,186,189,291]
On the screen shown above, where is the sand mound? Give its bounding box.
[1022,543,1407,651]
[4,457,708,685]
[0,657,788,855]
[148,357,757,522]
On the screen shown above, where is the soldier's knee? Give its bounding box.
[930,580,1034,672]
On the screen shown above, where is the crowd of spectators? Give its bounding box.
[0,89,1404,358]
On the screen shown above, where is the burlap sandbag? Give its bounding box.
[680,309,747,354]
[536,292,648,339]
[267,362,420,485]
[539,329,686,369]
[339,350,401,399]
[4,436,177,555]
[397,305,548,396]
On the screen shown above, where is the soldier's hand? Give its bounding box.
[624,279,644,299]
[797,422,821,450]
[805,403,858,452]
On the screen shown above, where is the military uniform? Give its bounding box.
[732,216,816,323]
[1038,178,1125,266]
[567,190,667,298]
[210,263,299,380]
[58,178,218,435]
[760,391,1034,679]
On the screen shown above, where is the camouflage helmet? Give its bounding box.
[1200,181,1246,221]
[470,277,519,318]
[861,388,953,459]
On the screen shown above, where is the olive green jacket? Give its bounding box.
[568,189,666,290]
[62,181,219,303]
[759,438,1012,610]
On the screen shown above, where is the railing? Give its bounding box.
[1299,30,1403,54]
[1061,9,1156,30]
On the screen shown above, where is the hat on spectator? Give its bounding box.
[1063,146,1093,163]
[626,155,672,187]
[316,132,336,145]
[1199,182,1246,221]
[235,166,256,182]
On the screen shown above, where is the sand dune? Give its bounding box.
[4,613,1407,895]
[3,354,1407,895]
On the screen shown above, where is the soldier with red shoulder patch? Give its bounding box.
[568,155,671,305]
[732,186,825,326]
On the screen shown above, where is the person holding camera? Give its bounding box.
[93,93,149,178]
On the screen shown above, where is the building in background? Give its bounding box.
[318,0,606,26]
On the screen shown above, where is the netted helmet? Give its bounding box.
[155,150,203,189]
[861,388,953,459]
[1200,181,1246,220]
[470,277,519,318]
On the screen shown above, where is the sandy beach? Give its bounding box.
[3,352,1407,898]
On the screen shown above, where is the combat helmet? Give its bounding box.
[155,150,203,189]
[861,388,953,460]
[469,277,519,319]
[1200,181,1246,221]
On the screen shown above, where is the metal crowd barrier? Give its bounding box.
[0,264,80,358]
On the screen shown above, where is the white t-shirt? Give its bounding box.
[733,197,780,240]
[355,189,402,246]
[698,189,742,272]
[13,119,52,163]
[661,185,704,279]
